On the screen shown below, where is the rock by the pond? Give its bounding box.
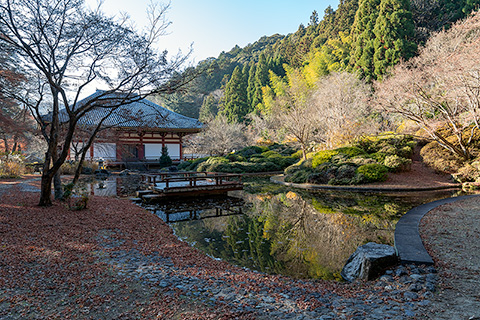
[341,242,398,282]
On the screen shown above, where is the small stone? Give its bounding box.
[395,266,408,277]
[404,291,419,300]
[410,274,424,282]
[408,283,423,292]
[405,309,416,317]
[425,282,436,292]
[380,275,394,282]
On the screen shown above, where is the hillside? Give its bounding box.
[155,0,475,121]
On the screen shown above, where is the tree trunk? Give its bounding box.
[53,171,63,199]
[39,170,53,206]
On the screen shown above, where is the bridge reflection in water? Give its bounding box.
[143,196,245,223]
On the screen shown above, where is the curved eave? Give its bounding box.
[115,127,202,133]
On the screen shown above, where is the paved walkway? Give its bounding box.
[394,195,480,265]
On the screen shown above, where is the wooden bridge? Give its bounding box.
[136,172,243,202]
[145,195,245,223]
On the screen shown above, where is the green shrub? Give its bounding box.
[237,146,267,158]
[59,161,98,175]
[334,146,367,157]
[356,164,388,182]
[261,150,282,158]
[452,163,480,182]
[312,150,339,168]
[226,153,245,162]
[330,153,350,165]
[291,150,303,159]
[397,146,414,158]
[384,155,412,172]
[185,157,208,171]
[285,169,313,183]
[370,152,388,163]
[350,156,376,166]
[177,160,193,170]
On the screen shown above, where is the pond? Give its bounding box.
[80,175,464,280]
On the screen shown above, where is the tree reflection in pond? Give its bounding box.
[159,189,461,280]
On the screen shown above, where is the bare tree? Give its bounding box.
[0,0,193,205]
[375,11,480,161]
[313,72,373,149]
[271,71,372,159]
[271,68,321,159]
[186,114,248,156]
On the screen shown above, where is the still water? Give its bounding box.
[81,176,462,280]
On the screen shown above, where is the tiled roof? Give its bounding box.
[46,90,203,131]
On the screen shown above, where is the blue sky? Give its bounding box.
[86,0,335,64]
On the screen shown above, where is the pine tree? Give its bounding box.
[373,0,416,79]
[221,66,249,122]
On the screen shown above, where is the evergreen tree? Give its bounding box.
[310,10,319,26]
[246,62,257,108]
[252,54,269,110]
[350,0,381,81]
[199,94,218,122]
[221,66,249,122]
[159,146,172,168]
[373,0,416,79]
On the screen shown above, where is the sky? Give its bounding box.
[85,0,336,64]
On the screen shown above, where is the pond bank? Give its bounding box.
[0,180,437,319]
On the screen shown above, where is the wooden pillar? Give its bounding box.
[90,144,94,159]
[138,132,144,160]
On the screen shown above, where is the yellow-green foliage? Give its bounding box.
[334,146,367,157]
[312,150,339,168]
[384,155,412,172]
[357,164,388,182]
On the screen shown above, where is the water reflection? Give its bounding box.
[158,189,462,280]
[79,175,142,197]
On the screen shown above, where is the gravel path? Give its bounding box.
[419,196,480,319]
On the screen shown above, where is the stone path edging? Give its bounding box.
[394,194,480,265]
[270,175,460,193]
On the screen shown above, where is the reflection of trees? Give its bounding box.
[248,192,396,279]
[224,216,283,274]
[168,189,457,280]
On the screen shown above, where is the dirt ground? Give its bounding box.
[419,196,480,319]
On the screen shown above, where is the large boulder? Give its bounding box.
[341,242,398,282]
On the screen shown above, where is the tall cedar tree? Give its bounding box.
[199,94,218,122]
[351,0,381,82]
[246,62,257,109]
[222,66,249,122]
[252,54,270,110]
[373,0,416,78]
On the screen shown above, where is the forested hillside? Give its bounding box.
[155,0,477,121]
